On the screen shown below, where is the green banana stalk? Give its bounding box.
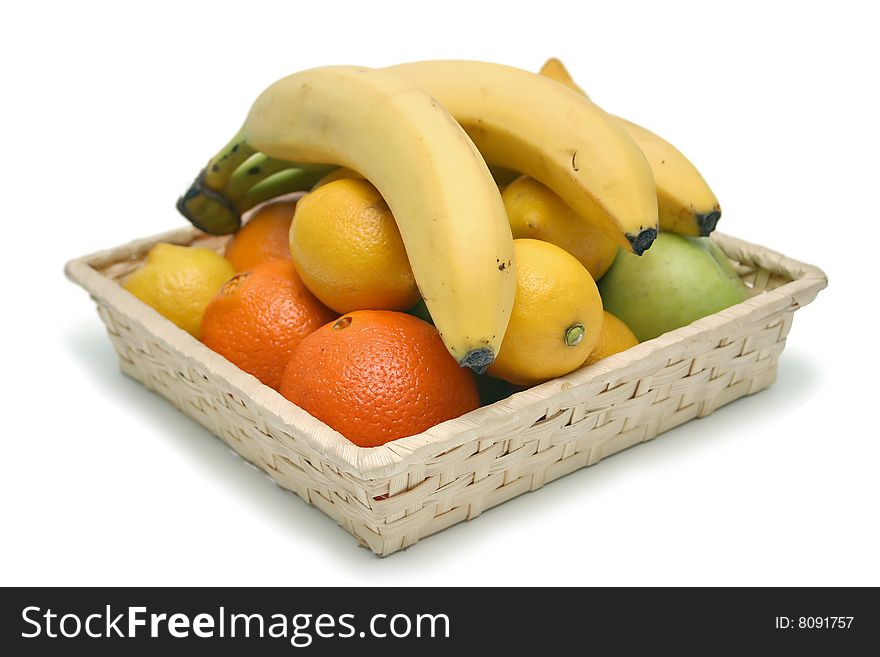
[177,132,332,234]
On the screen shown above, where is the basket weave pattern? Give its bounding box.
[66,229,826,556]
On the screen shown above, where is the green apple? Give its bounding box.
[597,233,749,342]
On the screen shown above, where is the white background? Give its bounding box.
[2,0,877,586]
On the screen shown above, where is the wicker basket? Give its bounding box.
[65,228,826,556]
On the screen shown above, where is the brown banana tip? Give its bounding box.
[459,347,494,374]
[627,227,658,256]
[697,210,721,237]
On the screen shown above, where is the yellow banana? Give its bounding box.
[540,57,587,95]
[386,60,659,255]
[210,66,514,371]
[540,58,721,237]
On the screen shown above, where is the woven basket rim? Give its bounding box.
[65,228,827,481]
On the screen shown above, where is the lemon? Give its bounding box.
[289,178,420,313]
[310,166,364,190]
[487,239,604,385]
[123,243,234,338]
[583,311,639,365]
[502,175,619,280]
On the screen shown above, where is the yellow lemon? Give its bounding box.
[502,175,619,280]
[123,243,235,338]
[583,311,639,365]
[310,166,364,190]
[487,239,604,385]
[289,178,420,313]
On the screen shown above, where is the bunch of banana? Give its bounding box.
[179,66,515,372]
[181,61,661,255]
[175,62,674,370]
[539,58,722,237]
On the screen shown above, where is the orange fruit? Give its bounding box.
[280,310,480,447]
[201,259,336,390]
[583,311,640,365]
[224,201,296,271]
[289,179,420,313]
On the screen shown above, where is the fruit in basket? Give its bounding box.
[224,200,296,271]
[280,311,480,447]
[123,243,235,338]
[598,233,749,342]
[289,179,420,313]
[583,311,640,365]
[539,57,721,237]
[387,60,659,255]
[311,167,364,189]
[502,175,619,280]
[200,260,336,390]
[487,239,604,386]
[182,66,514,373]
